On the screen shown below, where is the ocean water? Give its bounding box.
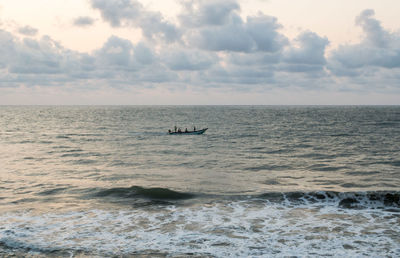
[0,106,399,257]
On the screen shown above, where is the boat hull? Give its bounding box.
[168,128,208,135]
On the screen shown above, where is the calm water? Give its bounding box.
[0,106,399,256]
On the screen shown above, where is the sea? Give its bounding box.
[0,106,399,257]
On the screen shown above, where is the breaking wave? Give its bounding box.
[257,191,400,209]
[89,186,400,210]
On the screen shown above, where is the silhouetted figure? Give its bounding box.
[174,126,177,132]
[194,126,196,131]
[185,128,188,132]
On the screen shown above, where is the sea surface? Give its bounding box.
[0,106,399,257]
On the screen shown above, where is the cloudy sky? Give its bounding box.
[0,0,399,105]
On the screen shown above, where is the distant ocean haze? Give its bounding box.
[0,106,399,256]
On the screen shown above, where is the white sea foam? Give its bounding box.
[0,200,399,257]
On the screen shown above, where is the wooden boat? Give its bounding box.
[168,128,208,135]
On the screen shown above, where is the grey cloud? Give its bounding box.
[356,9,391,48]
[9,37,64,74]
[90,0,141,27]
[328,9,400,76]
[179,0,240,27]
[90,0,180,42]
[279,31,329,75]
[203,64,275,85]
[133,42,155,65]
[73,16,96,27]
[227,52,281,66]
[91,0,286,52]
[162,48,217,71]
[328,45,400,78]
[95,37,158,72]
[1,6,400,93]
[0,31,92,84]
[284,31,329,65]
[0,30,16,68]
[0,31,90,87]
[331,45,400,69]
[139,12,181,43]
[0,31,177,88]
[96,36,134,68]
[191,14,253,52]
[18,25,38,36]
[190,13,288,53]
[245,14,288,52]
[278,63,325,74]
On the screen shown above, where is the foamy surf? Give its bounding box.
[1,195,399,257]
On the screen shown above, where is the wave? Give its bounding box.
[257,191,400,209]
[36,187,68,196]
[91,186,399,210]
[93,186,195,201]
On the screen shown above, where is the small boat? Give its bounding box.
[168,128,208,135]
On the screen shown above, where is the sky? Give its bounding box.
[0,0,399,105]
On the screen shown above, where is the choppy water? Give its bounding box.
[0,106,399,257]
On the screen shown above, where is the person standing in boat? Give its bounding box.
[193,126,196,131]
[185,128,188,132]
[174,126,177,132]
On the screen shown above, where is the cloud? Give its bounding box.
[1,5,400,96]
[88,36,175,85]
[279,31,329,75]
[18,25,38,36]
[73,16,96,27]
[190,14,253,52]
[245,14,288,52]
[133,42,155,65]
[161,48,217,71]
[328,9,400,77]
[0,30,90,87]
[0,30,16,69]
[0,31,176,88]
[188,12,288,53]
[90,0,180,42]
[9,37,63,74]
[90,0,141,27]
[355,9,391,48]
[90,0,287,52]
[179,0,240,27]
[284,31,329,65]
[95,36,134,68]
